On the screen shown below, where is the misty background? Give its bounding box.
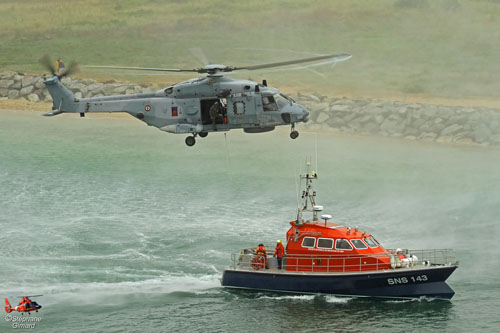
[1,0,499,102]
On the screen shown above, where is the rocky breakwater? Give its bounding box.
[293,93,500,146]
[0,71,155,103]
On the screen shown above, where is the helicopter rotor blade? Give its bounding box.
[83,52,351,75]
[59,60,79,78]
[14,295,43,298]
[231,53,352,71]
[189,48,210,66]
[38,54,57,76]
[84,65,199,73]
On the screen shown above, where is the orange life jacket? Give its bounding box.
[274,243,285,258]
[256,245,266,256]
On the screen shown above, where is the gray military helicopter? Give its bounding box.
[39,53,351,146]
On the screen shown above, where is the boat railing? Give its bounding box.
[230,248,457,272]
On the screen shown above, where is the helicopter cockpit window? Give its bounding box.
[164,87,173,95]
[262,95,279,111]
[274,94,289,110]
[281,93,295,103]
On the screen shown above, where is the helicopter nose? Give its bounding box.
[303,108,309,122]
[297,105,309,122]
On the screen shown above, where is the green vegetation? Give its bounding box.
[1,0,500,100]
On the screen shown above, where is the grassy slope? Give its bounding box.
[1,0,500,101]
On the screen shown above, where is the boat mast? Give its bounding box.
[296,161,320,224]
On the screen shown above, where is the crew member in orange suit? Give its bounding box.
[274,240,285,270]
[256,243,268,269]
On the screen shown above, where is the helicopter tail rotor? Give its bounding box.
[4,298,13,313]
[39,55,79,79]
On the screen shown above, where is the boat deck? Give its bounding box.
[229,248,458,275]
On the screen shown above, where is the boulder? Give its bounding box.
[419,132,438,141]
[8,90,19,99]
[0,88,8,97]
[0,80,14,88]
[112,85,129,94]
[87,82,104,91]
[0,71,16,80]
[11,80,21,89]
[473,124,492,143]
[374,114,385,124]
[436,136,453,144]
[27,93,40,103]
[21,76,39,87]
[440,124,463,136]
[326,117,345,128]
[35,79,45,89]
[381,118,405,134]
[19,86,34,96]
[362,122,379,134]
[316,112,330,123]
[331,104,351,112]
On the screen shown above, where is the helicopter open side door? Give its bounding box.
[226,92,261,127]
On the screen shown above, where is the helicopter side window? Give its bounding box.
[262,95,278,111]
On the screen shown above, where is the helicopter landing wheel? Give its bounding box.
[290,130,299,139]
[199,132,208,138]
[185,136,196,147]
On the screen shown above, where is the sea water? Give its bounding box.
[1,110,499,332]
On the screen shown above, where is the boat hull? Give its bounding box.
[221,265,457,299]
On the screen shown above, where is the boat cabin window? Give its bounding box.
[317,238,334,249]
[364,237,379,248]
[351,239,368,249]
[302,237,316,248]
[262,94,279,111]
[335,239,353,250]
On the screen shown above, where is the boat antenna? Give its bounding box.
[315,132,318,176]
[296,159,319,224]
[295,166,300,212]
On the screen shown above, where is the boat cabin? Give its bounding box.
[284,220,393,272]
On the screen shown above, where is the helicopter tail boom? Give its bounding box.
[43,77,79,116]
[4,298,12,313]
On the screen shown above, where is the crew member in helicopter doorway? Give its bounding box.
[209,101,221,131]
